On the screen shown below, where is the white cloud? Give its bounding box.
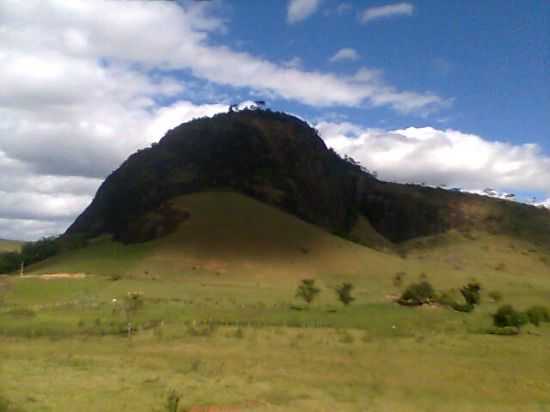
[330,48,360,63]
[0,218,71,242]
[317,122,550,196]
[361,3,414,24]
[535,199,550,209]
[287,0,321,23]
[0,0,444,111]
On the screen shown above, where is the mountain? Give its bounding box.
[67,109,550,251]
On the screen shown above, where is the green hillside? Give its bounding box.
[30,191,400,284]
[0,239,22,253]
[29,191,550,304]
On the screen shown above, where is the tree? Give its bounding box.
[335,282,355,306]
[296,279,320,305]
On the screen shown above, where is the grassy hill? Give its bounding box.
[0,239,22,253]
[29,191,550,306]
[30,191,396,278]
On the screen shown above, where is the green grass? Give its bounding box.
[2,192,550,410]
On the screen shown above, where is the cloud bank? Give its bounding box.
[318,121,550,196]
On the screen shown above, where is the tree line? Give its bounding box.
[0,235,87,274]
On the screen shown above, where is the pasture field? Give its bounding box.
[1,267,550,412]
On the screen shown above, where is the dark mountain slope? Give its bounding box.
[68,110,366,242]
[67,109,550,248]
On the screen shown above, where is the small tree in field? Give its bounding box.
[296,279,320,305]
[335,282,355,306]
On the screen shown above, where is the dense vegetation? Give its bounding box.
[0,235,86,274]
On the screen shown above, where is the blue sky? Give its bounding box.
[202,0,549,147]
[0,0,549,239]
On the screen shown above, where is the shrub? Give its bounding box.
[335,282,355,306]
[398,281,435,306]
[488,290,503,303]
[0,252,21,274]
[493,305,528,328]
[164,389,181,412]
[295,279,320,305]
[525,305,550,326]
[460,282,481,306]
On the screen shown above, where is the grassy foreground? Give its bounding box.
[1,271,550,412]
[2,193,550,410]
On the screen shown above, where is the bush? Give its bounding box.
[0,252,21,274]
[488,290,503,303]
[398,281,435,306]
[493,305,528,328]
[295,279,320,305]
[525,305,550,326]
[335,282,354,306]
[460,282,481,306]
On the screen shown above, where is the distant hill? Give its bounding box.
[67,109,550,252]
[0,239,22,253]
